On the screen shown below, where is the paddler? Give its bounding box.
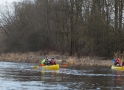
[114,58,121,66]
[122,60,124,68]
[50,58,56,65]
[45,59,50,65]
[41,58,46,65]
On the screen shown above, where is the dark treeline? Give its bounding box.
[0,0,124,58]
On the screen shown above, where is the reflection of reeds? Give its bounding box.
[0,52,113,66]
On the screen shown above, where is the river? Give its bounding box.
[0,62,124,90]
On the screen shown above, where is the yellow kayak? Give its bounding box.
[111,65,124,70]
[41,64,59,70]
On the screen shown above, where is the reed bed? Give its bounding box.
[0,52,114,66]
[66,56,113,66]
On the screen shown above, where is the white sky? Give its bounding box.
[0,0,21,5]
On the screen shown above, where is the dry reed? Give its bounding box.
[0,52,114,66]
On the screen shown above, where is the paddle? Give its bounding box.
[33,65,39,69]
[60,64,67,68]
[33,64,45,69]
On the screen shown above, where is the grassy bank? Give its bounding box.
[0,52,113,66]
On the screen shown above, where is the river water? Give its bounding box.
[0,62,124,90]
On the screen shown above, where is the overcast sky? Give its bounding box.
[0,0,22,20]
[0,0,21,5]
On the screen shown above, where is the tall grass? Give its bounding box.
[0,51,113,66]
[66,56,113,66]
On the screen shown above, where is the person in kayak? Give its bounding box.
[50,58,56,65]
[45,59,51,65]
[114,58,121,66]
[41,58,46,65]
[122,60,124,67]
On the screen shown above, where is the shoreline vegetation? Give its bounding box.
[1,0,124,68]
[0,51,114,67]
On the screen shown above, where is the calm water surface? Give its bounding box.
[0,62,124,90]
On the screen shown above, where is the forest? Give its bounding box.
[0,0,124,58]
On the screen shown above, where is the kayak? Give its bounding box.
[111,65,124,70]
[33,63,67,70]
[40,64,59,70]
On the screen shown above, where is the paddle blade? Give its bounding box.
[62,64,67,68]
[40,64,45,66]
[33,66,39,69]
[112,59,116,63]
[60,64,67,68]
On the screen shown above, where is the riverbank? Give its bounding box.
[0,52,113,66]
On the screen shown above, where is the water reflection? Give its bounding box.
[0,62,69,90]
[1,62,124,90]
[40,68,67,82]
[112,70,124,89]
